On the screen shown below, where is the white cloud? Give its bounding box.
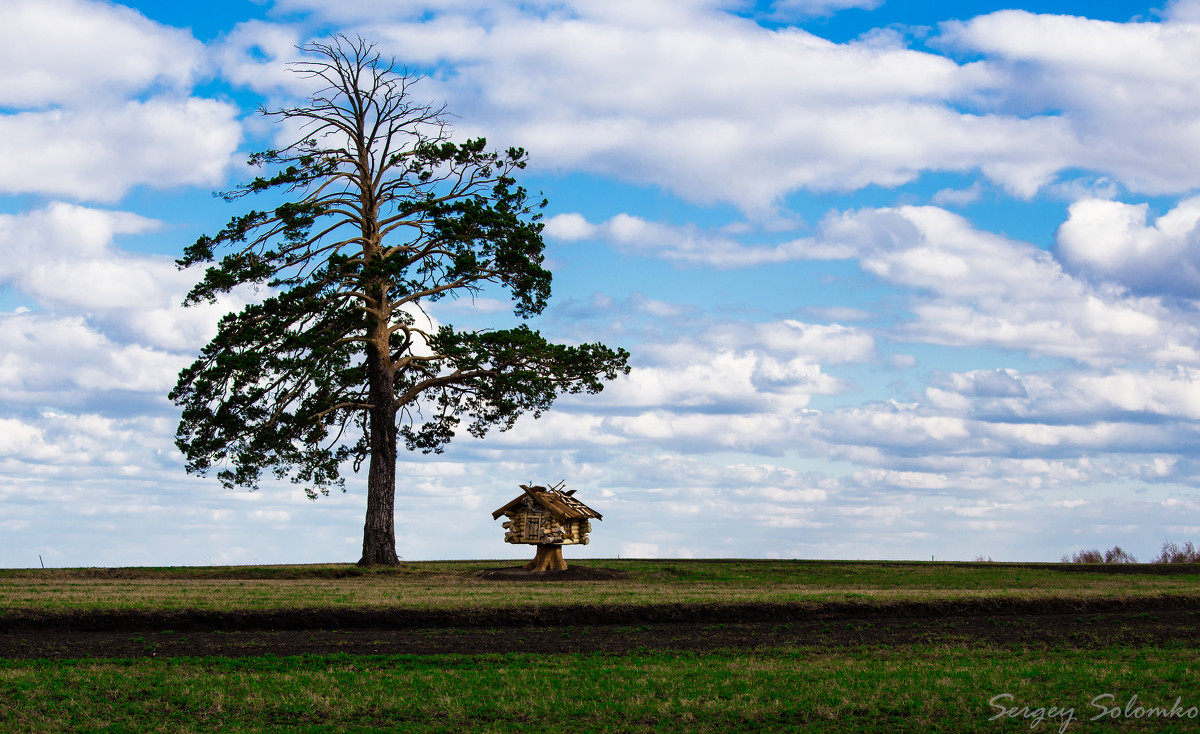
[1168,0,1200,21]
[0,0,205,107]
[0,411,177,471]
[545,212,858,267]
[0,0,241,201]
[0,203,252,350]
[814,205,1200,365]
[620,541,661,557]
[714,320,877,364]
[542,212,596,241]
[821,401,970,453]
[342,1,1200,209]
[568,204,1194,370]
[472,316,873,454]
[766,0,883,19]
[194,2,1200,217]
[598,350,845,414]
[0,418,53,461]
[0,312,185,403]
[0,203,164,304]
[463,411,625,449]
[807,361,1200,493]
[930,182,984,207]
[223,1,1107,214]
[213,21,309,97]
[544,318,874,434]
[933,366,1200,424]
[940,10,1200,196]
[1056,196,1200,297]
[0,99,241,201]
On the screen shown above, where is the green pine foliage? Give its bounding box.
[169,36,628,560]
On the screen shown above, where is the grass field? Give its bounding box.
[3,646,1199,732]
[2,560,1199,733]
[3,558,1198,613]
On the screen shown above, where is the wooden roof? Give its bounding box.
[491,483,603,521]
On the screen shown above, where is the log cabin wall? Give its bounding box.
[500,512,592,545]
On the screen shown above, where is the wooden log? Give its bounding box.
[523,544,567,572]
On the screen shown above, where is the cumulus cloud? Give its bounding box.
[930,366,1200,424]
[0,411,176,472]
[766,0,883,19]
[930,182,984,207]
[699,320,876,364]
[0,203,252,349]
[554,203,1200,367]
[0,0,205,106]
[598,454,833,543]
[940,10,1200,195]
[597,351,844,414]
[577,318,874,419]
[0,99,241,201]
[0,0,240,201]
[813,205,1199,366]
[799,359,1200,506]
[816,403,1200,498]
[577,451,1078,560]
[223,0,1107,214]
[934,369,1028,399]
[1055,196,1200,297]
[819,400,970,456]
[1168,0,1200,21]
[0,201,267,510]
[545,212,856,267]
[237,0,1200,213]
[0,312,185,405]
[446,315,876,457]
[0,204,165,307]
[212,21,310,97]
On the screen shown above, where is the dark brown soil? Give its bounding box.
[475,566,629,581]
[2,596,1197,659]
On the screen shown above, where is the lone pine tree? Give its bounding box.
[170,37,629,565]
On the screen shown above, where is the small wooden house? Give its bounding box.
[491,482,602,571]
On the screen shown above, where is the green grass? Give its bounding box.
[2,645,1198,732]
[3,559,1198,613]
[3,560,1199,731]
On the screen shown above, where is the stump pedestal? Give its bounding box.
[524,544,567,572]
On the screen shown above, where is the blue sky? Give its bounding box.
[3,0,1200,567]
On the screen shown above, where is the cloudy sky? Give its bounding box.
[3,0,1200,567]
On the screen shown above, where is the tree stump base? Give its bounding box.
[524,544,567,572]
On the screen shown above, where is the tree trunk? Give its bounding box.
[358,436,399,565]
[358,339,400,566]
[524,544,567,572]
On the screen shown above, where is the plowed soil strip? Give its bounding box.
[2,596,1198,658]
